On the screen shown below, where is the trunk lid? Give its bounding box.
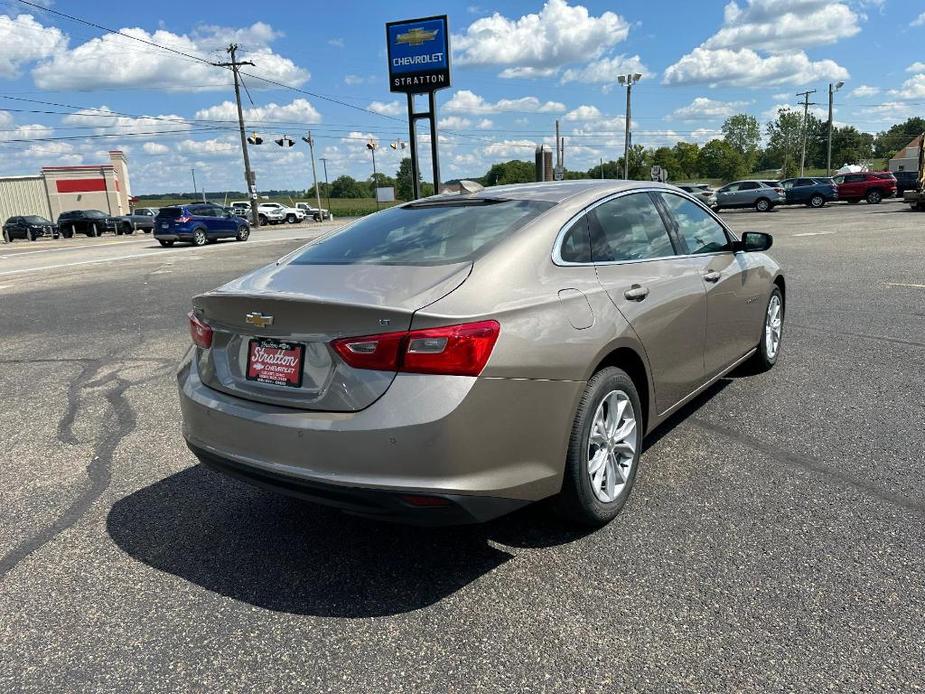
[193,260,472,411]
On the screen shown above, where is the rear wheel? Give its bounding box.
[26,229,35,241]
[866,189,882,204]
[286,214,297,224]
[755,197,771,212]
[749,288,784,372]
[192,228,207,247]
[258,214,268,226]
[158,239,174,248]
[555,367,642,527]
[809,194,825,208]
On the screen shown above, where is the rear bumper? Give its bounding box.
[178,349,582,523]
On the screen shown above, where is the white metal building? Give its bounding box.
[889,135,922,172]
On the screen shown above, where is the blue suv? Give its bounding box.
[154,203,250,247]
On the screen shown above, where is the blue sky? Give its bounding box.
[0,0,922,193]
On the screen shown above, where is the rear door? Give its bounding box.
[589,191,708,413]
[657,191,765,376]
[736,181,761,206]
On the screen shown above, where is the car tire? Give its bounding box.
[158,239,174,248]
[755,198,771,212]
[810,194,825,208]
[286,214,297,224]
[62,228,73,239]
[53,234,60,240]
[236,225,250,242]
[866,189,882,204]
[258,215,268,226]
[123,224,134,235]
[27,229,35,241]
[749,287,784,372]
[554,366,643,527]
[192,229,207,247]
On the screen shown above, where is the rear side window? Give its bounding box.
[157,207,185,219]
[560,214,592,263]
[589,193,675,262]
[291,199,553,266]
[658,193,730,255]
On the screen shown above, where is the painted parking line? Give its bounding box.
[886,282,925,289]
[0,238,145,259]
[792,231,837,237]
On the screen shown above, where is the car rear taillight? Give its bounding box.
[331,320,500,377]
[177,215,192,223]
[188,311,213,349]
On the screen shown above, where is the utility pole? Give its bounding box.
[366,140,379,211]
[827,81,844,176]
[555,119,561,170]
[618,73,642,179]
[191,168,199,201]
[214,44,259,227]
[600,157,604,179]
[796,89,818,177]
[319,157,331,217]
[302,132,323,221]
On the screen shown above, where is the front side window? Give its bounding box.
[739,182,760,191]
[292,199,553,266]
[589,193,675,262]
[719,183,740,193]
[658,193,730,255]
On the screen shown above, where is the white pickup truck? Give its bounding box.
[295,202,332,221]
[256,202,305,225]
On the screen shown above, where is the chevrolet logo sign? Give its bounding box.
[396,28,438,46]
[245,312,274,328]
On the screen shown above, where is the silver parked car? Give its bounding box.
[178,181,785,526]
[713,180,786,212]
[677,184,717,208]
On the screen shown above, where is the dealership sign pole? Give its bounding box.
[386,15,450,199]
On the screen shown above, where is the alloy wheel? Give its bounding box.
[811,195,824,208]
[765,294,783,359]
[587,390,638,503]
[194,230,206,246]
[756,199,770,212]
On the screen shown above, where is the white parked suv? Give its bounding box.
[257,202,305,225]
[295,202,332,221]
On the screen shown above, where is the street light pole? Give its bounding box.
[618,73,642,180]
[319,157,331,217]
[302,131,323,221]
[827,81,844,176]
[366,140,379,211]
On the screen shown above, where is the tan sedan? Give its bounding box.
[178,180,784,526]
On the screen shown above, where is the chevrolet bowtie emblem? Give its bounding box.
[245,312,274,328]
[396,28,438,46]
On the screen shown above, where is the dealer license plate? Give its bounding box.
[246,338,305,388]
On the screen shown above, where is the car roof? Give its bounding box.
[413,179,685,206]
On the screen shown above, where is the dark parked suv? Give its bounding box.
[779,177,838,207]
[2,215,59,242]
[154,203,250,247]
[894,170,919,197]
[57,209,131,237]
[832,172,896,204]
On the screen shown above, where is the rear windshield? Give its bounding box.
[875,173,896,179]
[23,215,50,224]
[156,207,185,219]
[290,199,554,266]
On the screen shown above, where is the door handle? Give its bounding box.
[624,284,649,301]
[703,270,721,283]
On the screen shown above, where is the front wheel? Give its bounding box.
[866,189,882,204]
[555,367,643,527]
[258,215,268,226]
[236,225,250,242]
[123,224,134,235]
[286,214,297,224]
[749,288,784,372]
[755,198,771,212]
[809,194,825,208]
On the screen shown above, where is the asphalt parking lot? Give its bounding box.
[1,200,923,692]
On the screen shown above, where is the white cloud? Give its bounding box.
[0,123,54,142]
[906,62,925,73]
[177,138,236,156]
[61,106,191,135]
[0,14,66,78]
[32,23,308,91]
[670,97,750,121]
[142,142,170,155]
[560,54,649,88]
[481,139,537,158]
[0,111,14,128]
[438,116,472,129]
[498,67,558,79]
[344,74,374,85]
[444,89,565,114]
[476,119,494,129]
[194,98,321,125]
[664,47,848,87]
[890,73,925,100]
[367,101,403,117]
[328,38,344,47]
[453,0,629,75]
[704,0,861,52]
[912,12,925,27]
[564,105,603,121]
[849,85,880,98]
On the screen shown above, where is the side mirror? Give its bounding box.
[738,231,773,252]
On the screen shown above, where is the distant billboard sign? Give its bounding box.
[376,186,396,203]
[386,15,450,93]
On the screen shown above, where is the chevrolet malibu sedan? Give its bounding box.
[178,181,785,526]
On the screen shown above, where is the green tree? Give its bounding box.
[722,114,761,171]
[873,117,925,159]
[615,144,648,179]
[483,159,536,186]
[395,157,422,200]
[330,175,367,198]
[698,139,746,180]
[647,147,679,181]
[765,108,805,178]
[672,142,701,179]
[585,159,622,179]
[830,126,874,168]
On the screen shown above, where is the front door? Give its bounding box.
[656,191,765,377]
[588,191,708,414]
